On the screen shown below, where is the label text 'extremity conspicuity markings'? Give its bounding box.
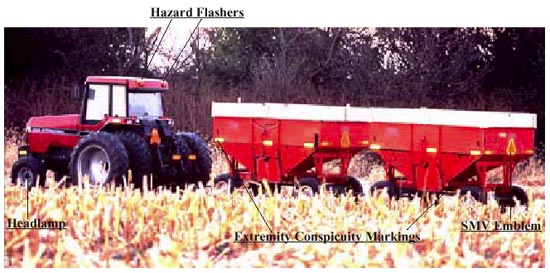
[235,231,421,244]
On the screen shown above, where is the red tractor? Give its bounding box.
[11,76,212,188]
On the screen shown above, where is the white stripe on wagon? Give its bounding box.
[211,102,537,129]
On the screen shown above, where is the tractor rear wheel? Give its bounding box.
[11,156,46,187]
[115,131,152,186]
[178,132,212,184]
[173,133,192,186]
[69,132,129,187]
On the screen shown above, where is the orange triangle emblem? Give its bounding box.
[506,138,517,155]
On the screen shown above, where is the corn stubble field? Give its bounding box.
[3,134,546,268]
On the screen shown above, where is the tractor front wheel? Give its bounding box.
[69,132,129,187]
[11,156,46,187]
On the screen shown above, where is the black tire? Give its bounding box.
[346,176,364,196]
[510,185,528,206]
[54,171,66,182]
[495,186,528,211]
[370,181,396,198]
[247,182,262,196]
[115,131,153,185]
[459,186,487,204]
[213,173,244,193]
[297,177,319,195]
[173,133,193,186]
[11,156,46,187]
[69,132,129,187]
[178,132,212,183]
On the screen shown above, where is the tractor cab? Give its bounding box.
[80,76,175,149]
[82,76,170,124]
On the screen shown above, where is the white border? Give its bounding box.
[1,0,548,271]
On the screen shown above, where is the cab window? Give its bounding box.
[85,84,110,122]
[112,85,127,117]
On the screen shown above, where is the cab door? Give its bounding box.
[79,84,127,131]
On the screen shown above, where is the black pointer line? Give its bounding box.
[245,187,273,233]
[164,18,203,80]
[407,194,442,230]
[144,18,173,75]
[510,151,513,220]
[26,184,29,219]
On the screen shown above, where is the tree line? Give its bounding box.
[4,28,545,146]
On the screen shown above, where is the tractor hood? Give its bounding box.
[27,114,80,131]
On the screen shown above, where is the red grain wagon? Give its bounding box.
[212,102,536,207]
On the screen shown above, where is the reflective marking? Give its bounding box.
[304,142,314,149]
[370,144,381,150]
[426,147,437,153]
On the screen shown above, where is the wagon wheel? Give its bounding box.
[419,192,441,207]
[456,186,488,216]
[346,176,364,197]
[213,173,243,194]
[247,181,262,196]
[495,186,529,212]
[370,181,397,200]
[459,191,477,207]
[297,178,319,197]
[510,186,529,207]
[459,186,486,205]
[213,173,232,194]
